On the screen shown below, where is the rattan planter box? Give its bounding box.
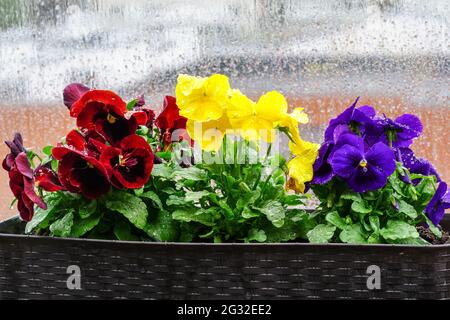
[1,215,449,300]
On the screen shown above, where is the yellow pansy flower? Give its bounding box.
[175,74,231,122]
[278,107,309,144]
[227,90,288,142]
[186,115,231,152]
[287,138,319,193]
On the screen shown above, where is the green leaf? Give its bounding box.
[114,220,139,241]
[126,99,138,111]
[380,220,420,242]
[368,215,380,233]
[140,191,164,210]
[151,164,173,179]
[421,213,442,238]
[397,200,418,219]
[351,199,372,214]
[172,166,207,181]
[259,200,285,228]
[42,145,53,156]
[391,237,431,245]
[367,232,381,244]
[145,210,178,242]
[166,195,188,206]
[70,213,102,238]
[184,190,210,203]
[325,211,347,229]
[341,193,361,202]
[105,191,148,230]
[246,229,267,243]
[283,194,304,206]
[339,224,367,244]
[156,151,172,161]
[241,207,260,219]
[306,224,336,243]
[172,208,219,227]
[26,205,55,234]
[79,199,97,219]
[49,211,74,237]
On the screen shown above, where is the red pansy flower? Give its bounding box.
[70,89,139,146]
[63,83,90,110]
[155,96,189,148]
[52,130,111,199]
[100,134,154,189]
[3,133,46,221]
[155,96,187,132]
[34,163,65,192]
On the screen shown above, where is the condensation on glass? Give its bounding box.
[0,0,448,218]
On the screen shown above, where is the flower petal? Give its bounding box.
[330,144,363,179]
[63,83,90,110]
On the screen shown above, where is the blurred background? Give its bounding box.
[0,0,448,219]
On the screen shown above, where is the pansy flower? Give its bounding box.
[155,96,189,148]
[100,134,154,189]
[63,83,90,110]
[3,134,47,221]
[52,130,111,199]
[329,134,396,192]
[424,182,450,226]
[70,89,139,146]
[286,138,319,193]
[324,98,380,143]
[376,114,422,147]
[175,74,231,122]
[397,147,441,183]
[34,163,65,192]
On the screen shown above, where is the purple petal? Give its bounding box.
[63,83,90,110]
[335,133,365,150]
[395,114,423,140]
[425,182,448,226]
[365,142,396,178]
[357,105,376,118]
[312,142,335,184]
[135,94,145,107]
[15,152,34,179]
[347,166,389,193]
[330,144,363,179]
[23,177,47,210]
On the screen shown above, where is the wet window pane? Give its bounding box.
[1,0,448,219]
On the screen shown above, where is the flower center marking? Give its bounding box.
[87,162,94,169]
[359,159,368,172]
[107,113,117,124]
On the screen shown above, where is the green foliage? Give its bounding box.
[310,163,440,245]
[25,139,313,243]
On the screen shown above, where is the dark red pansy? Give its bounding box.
[63,83,90,110]
[5,151,47,221]
[155,96,187,132]
[132,106,155,129]
[100,134,154,189]
[53,133,111,199]
[2,132,26,171]
[70,89,137,146]
[34,163,65,192]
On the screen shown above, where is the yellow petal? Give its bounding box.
[175,74,230,122]
[179,97,224,122]
[290,107,309,124]
[227,89,254,121]
[186,116,231,152]
[256,91,288,122]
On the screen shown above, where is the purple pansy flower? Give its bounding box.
[324,97,380,143]
[312,141,334,185]
[312,124,353,185]
[397,147,440,184]
[425,182,450,226]
[329,134,396,193]
[376,114,422,147]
